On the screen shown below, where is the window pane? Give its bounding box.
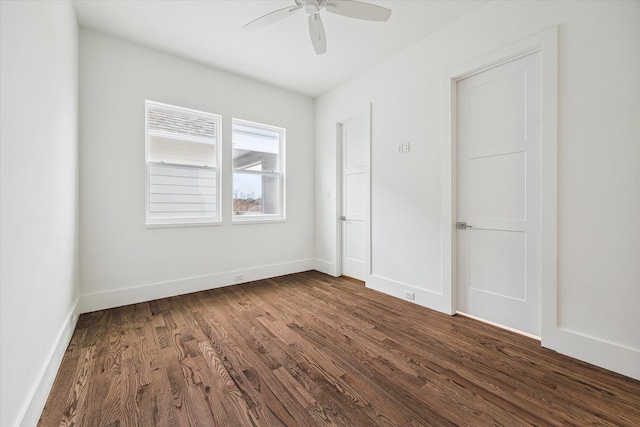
[232,121,280,172]
[232,119,284,220]
[149,163,216,221]
[233,172,280,215]
[146,101,220,225]
[232,149,278,172]
[149,136,216,166]
[232,122,279,151]
[148,107,217,140]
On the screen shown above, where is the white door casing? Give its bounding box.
[456,52,542,337]
[340,105,371,281]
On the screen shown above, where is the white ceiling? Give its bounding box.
[73,0,488,98]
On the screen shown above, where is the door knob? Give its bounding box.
[456,221,472,230]
[340,215,346,221]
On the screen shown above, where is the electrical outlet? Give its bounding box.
[403,142,410,153]
[234,274,244,282]
[404,290,415,300]
[396,143,404,154]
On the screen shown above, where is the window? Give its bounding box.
[145,101,221,226]
[232,119,285,221]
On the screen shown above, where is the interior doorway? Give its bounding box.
[455,52,542,337]
[338,105,371,282]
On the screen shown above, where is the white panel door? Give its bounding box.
[341,114,369,281]
[456,52,541,336]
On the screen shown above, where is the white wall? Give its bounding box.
[315,0,640,379]
[0,1,80,426]
[1,5,637,425]
[79,30,315,312]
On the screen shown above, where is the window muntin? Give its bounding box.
[232,119,285,221]
[145,101,221,226]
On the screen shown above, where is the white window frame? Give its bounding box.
[232,118,286,223]
[145,101,222,227]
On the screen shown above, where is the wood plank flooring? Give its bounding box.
[39,271,640,426]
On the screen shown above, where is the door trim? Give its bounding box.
[336,103,371,281]
[441,27,558,325]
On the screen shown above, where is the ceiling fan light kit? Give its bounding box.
[244,0,392,55]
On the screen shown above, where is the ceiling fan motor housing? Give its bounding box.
[297,0,328,15]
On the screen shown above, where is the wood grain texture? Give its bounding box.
[39,271,640,426]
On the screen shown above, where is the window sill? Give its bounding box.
[145,220,222,229]
[232,215,286,225]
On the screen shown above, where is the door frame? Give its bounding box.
[454,50,543,339]
[441,28,558,337]
[336,103,372,281]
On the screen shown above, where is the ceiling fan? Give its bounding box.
[244,0,392,55]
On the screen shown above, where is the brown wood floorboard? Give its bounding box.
[39,271,640,426]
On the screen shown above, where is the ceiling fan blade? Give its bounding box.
[308,13,327,55]
[244,6,300,31]
[326,0,392,22]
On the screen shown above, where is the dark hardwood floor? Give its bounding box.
[39,271,640,426]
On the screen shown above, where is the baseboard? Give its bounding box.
[366,274,452,315]
[17,296,81,427]
[80,259,315,313]
[542,327,640,380]
[456,311,541,341]
[313,258,339,277]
